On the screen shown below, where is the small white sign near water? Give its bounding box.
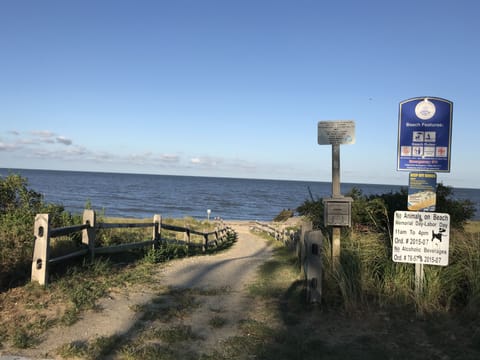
[392,210,450,266]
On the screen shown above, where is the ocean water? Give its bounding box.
[1,168,479,221]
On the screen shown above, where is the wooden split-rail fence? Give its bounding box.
[250,221,299,248]
[31,209,231,286]
[251,220,323,304]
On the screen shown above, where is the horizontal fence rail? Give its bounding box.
[251,220,322,304]
[31,209,231,286]
[250,221,297,248]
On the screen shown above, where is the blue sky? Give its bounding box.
[1,0,479,188]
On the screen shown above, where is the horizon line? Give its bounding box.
[1,166,478,190]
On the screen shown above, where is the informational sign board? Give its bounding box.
[392,211,450,266]
[323,197,353,227]
[397,97,453,172]
[318,121,355,145]
[408,172,437,211]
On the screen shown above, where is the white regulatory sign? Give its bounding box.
[392,211,450,266]
[318,121,355,145]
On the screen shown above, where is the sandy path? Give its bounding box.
[160,221,271,291]
[2,222,272,359]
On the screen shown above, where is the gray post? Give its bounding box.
[153,214,161,249]
[185,227,191,255]
[304,230,323,304]
[31,214,50,286]
[415,263,424,296]
[82,210,96,261]
[203,234,208,253]
[332,144,341,196]
[332,144,341,268]
[298,221,313,271]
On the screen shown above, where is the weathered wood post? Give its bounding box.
[82,210,96,261]
[185,226,191,255]
[203,234,208,253]
[331,143,342,268]
[153,214,161,249]
[304,230,323,304]
[318,121,355,271]
[31,214,50,286]
[298,221,313,271]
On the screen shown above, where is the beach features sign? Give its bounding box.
[397,97,453,172]
[392,211,450,266]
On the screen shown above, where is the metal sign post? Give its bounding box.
[318,121,355,268]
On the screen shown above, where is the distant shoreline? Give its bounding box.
[1,167,479,190]
[1,168,478,221]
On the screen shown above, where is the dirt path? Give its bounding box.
[2,222,272,359]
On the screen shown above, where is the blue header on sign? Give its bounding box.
[397,97,453,172]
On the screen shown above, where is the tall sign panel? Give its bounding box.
[395,96,453,296]
[397,97,453,172]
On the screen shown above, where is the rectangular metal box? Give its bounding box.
[323,197,353,227]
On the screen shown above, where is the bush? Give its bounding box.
[0,174,76,289]
[297,183,476,233]
[296,199,325,231]
[297,184,479,314]
[273,209,294,222]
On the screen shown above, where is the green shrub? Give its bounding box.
[273,209,294,222]
[297,184,479,314]
[0,174,76,289]
[298,184,476,233]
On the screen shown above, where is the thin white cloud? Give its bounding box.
[31,130,56,138]
[155,154,180,163]
[18,138,36,145]
[189,156,222,167]
[0,142,18,151]
[64,146,87,156]
[0,129,268,179]
[91,152,116,162]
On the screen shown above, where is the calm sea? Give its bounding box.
[1,168,479,221]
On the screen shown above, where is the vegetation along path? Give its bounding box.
[1,221,274,359]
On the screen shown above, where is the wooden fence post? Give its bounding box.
[82,210,96,261]
[203,234,208,253]
[31,214,50,286]
[304,230,323,304]
[185,226,191,255]
[153,214,161,249]
[298,221,313,271]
